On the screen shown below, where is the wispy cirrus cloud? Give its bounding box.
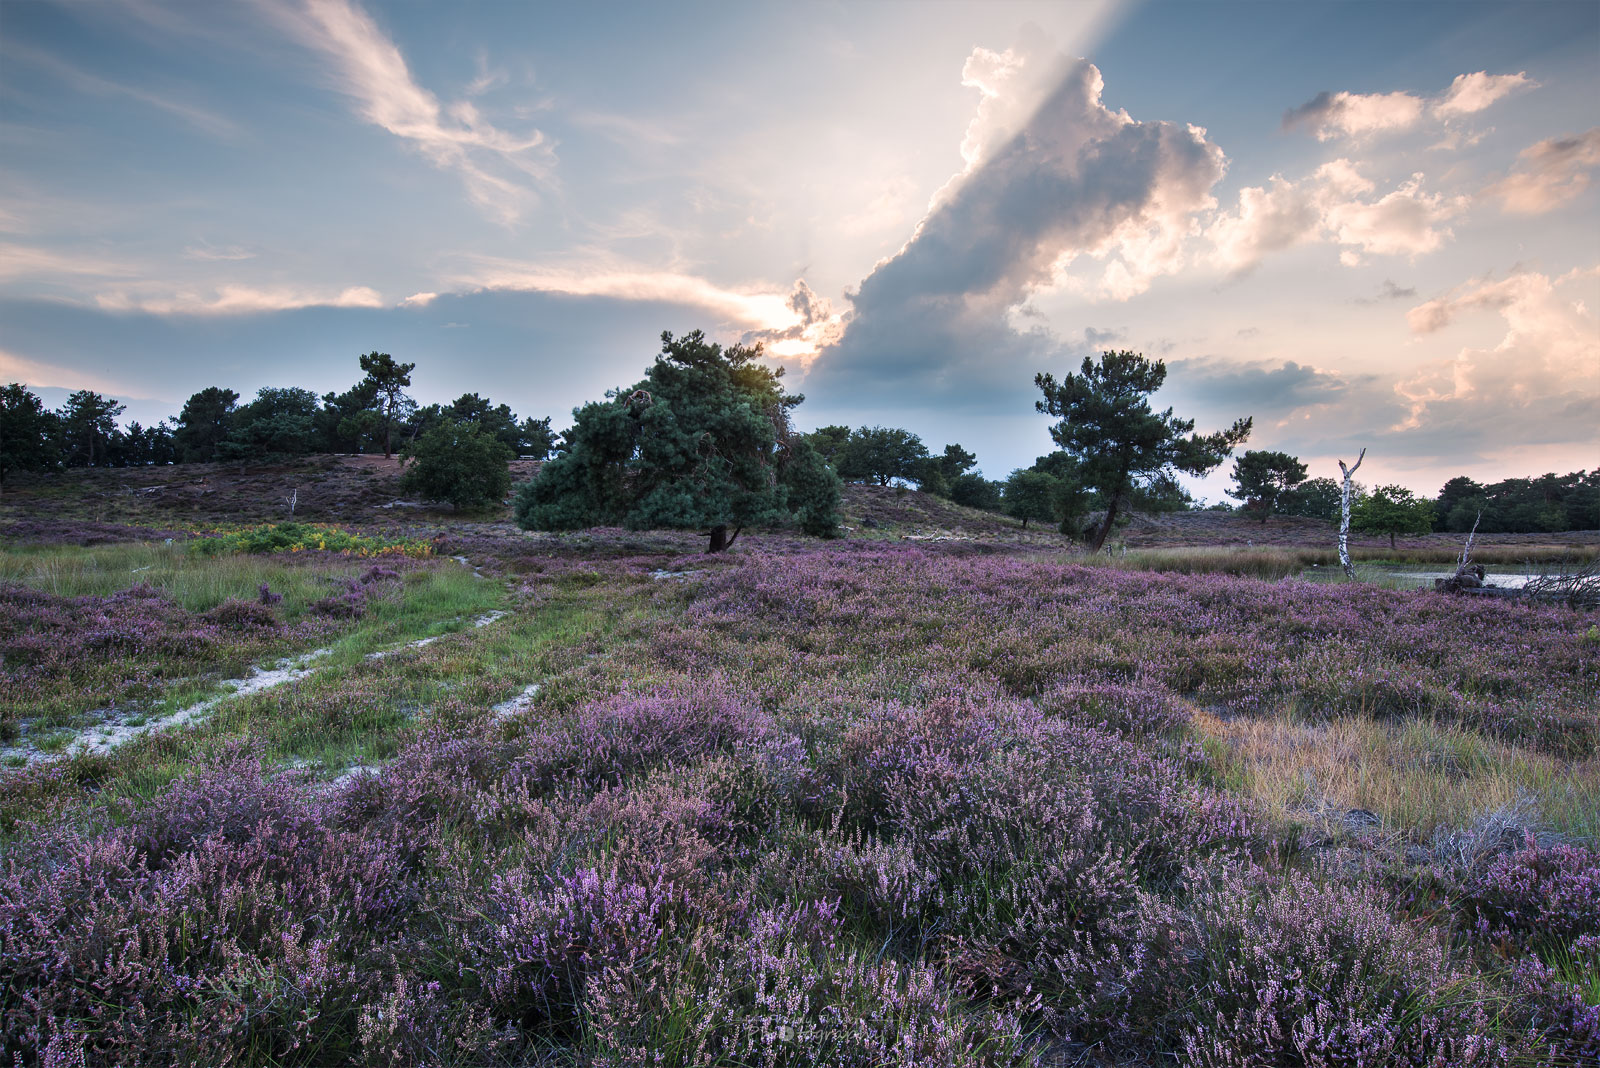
[94,284,384,316]
[452,256,828,343]
[4,42,238,138]
[0,242,136,282]
[1283,70,1535,142]
[0,345,143,396]
[264,0,553,224]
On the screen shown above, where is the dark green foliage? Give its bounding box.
[400,418,514,511]
[517,416,556,459]
[110,420,176,467]
[318,380,380,453]
[356,352,415,459]
[1126,470,1194,514]
[218,387,322,461]
[514,330,840,551]
[1227,450,1308,524]
[1436,471,1599,533]
[1279,476,1343,521]
[0,383,58,486]
[914,443,980,497]
[1028,451,1092,534]
[1003,469,1062,529]
[55,390,126,467]
[1036,351,1251,551]
[1352,484,1435,548]
[173,387,239,463]
[836,425,929,486]
[803,424,852,468]
[949,472,1004,511]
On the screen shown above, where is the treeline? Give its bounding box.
[0,352,555,489]
[5,341,1596,537]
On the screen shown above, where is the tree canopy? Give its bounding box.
[1228,450,1308,524]
[0,383,58,488]
[57,391,126,468]
[514,330,840,552]
[1035,350,1251,550]
[835,426,929,487]
[1003,469,1061,529]
[400,418,515,511]
[1352,484,1435,548]
[356,352,415,459]
[173,387,239,463]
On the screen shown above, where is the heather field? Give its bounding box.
[2,515,1598,1066]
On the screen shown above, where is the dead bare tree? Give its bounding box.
[1336,448,1365,581]
[1436,512,1487,593]
[1523,557,1600,610]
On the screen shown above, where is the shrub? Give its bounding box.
[1177,870,1525,1066]
[399,418,514,512]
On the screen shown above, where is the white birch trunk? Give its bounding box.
[1337,448,1365,581]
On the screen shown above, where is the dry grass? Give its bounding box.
[1193,707,1600,841]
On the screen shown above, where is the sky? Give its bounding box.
[2,0,1597,501]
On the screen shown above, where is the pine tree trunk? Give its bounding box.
[708,525,728,553]
[1089,494,1121,552]
[1390,532,1396,550]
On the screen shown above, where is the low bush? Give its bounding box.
[190,522,433,558]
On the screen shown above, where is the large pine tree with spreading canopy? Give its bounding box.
[514,330,840,552]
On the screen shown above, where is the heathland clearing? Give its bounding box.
[2,472,1597,1065]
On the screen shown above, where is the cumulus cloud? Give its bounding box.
[1485,127,1600,214]
[808,40,1227,407]
[1433,71,1537,120]
[1207,161,1466,272]
[1283,90,1424,142]
[1168,355,1368,416]
[1283,71,1534,141]
[1392,268,1600,449]
[742,280,845,360]
[265,0,552,224]
[94,284,384,315]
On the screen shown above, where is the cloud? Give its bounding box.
[94,285,384,315]
[266,0,553,223]
[1432,71,1536,120]
[182,243,256,261]
[1169,355,1367,415]
[1284,71,1534,141]
[1207,161,1466,272]
[0,243,135,281]
[0,346,141,397]
[5,42,238,138]
[807,41,1226,410]
[1391,267,1600,449]
[1353,279,1417,304]
[1283,90,1424,142]
[1485,127,1600,214]
[400,291,438,307]
[452,256,825,341]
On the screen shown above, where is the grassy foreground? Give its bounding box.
[1,526,1596,1066]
